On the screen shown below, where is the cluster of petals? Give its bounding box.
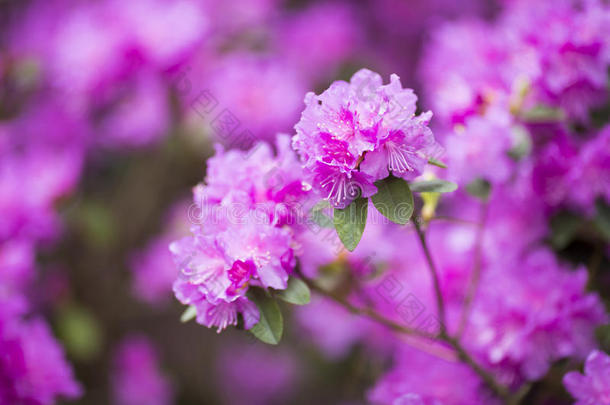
[466,249,607,382]
[170,135,310,331]
[293,68,441,208]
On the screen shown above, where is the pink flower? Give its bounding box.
[217,342,299,405]
[0,309,81,405]
[563,350,610,405]
[203,54,307,143]
[368,346,498,405]
[170,135,310,332]
[466,250,607,382]
[566,125,610,212]
[293,69,441,208]
[503,0,610,121]
[275,2,362,80]
[443,112,514,185]
[111,336,173,405]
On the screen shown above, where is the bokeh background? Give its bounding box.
[1,0,608,404]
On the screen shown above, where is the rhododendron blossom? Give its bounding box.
[2,0,610,403]
[170,135,310,332]
[293,69,441,208]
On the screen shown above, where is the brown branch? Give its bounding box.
[300,276,437,340]
[413,219,447,336]
[457,201,489,337]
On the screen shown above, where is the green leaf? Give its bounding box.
[333,197,368,251]
[549,211,581,249]
[428,158,447,169]
[57,305,102,361]
[410,179,458,193]
[466,178,491,200]
[180,306,197,323]
[371,176,413,225]
[310,200,334,228]
[594,199,610,241]
[276,278,311,305]
[248,289,283,345]
[521,104,565,122]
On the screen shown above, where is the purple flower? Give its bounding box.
[503,0,610,121]
[0,239,35,292]
[12,0,208,149]
[443,112,514,185]
[0,103,85,243]
[531,131,579,211]
[204,0,280,36]
[421,0,610,125]
[94,74,171,148]
[275,2,362,80]
[203,54,307,143]
[392,394,426,405]
[217,342,299,405]
[295,297,371,359]
[368,346,498,405]
[293,69,441,208]
[170,135,310,332]
[419,20,515,125]
[566,125,610,212]
[0,310,81,405]
[563,349,610,405]
[111,336,173,405]
[466,249,607,382]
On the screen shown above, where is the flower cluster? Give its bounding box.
[466,249,606,382]
[293,69,441,208]
[170,135,310,331]
[2,0,609,403]
[420,0,610,212]
[0,269,81,404]
[0,105,82,405]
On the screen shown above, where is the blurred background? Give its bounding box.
[0,0,608,404]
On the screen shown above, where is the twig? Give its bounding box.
[298,215,517,404]
[412,216,513,403]
[412,219,447,336]
[446,336,511,401]
[457,201,489,337]
[300,276,436,340]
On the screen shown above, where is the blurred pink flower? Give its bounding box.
[112,336,173,405]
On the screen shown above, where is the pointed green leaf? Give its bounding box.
[371,176,413,225]
[333,197,368,251]
[276,278,311,305]
[248,289,283,345]
[310,200,334,228]
[180,306,197,323]
[410,179,458,193]
[428,158,447,169]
